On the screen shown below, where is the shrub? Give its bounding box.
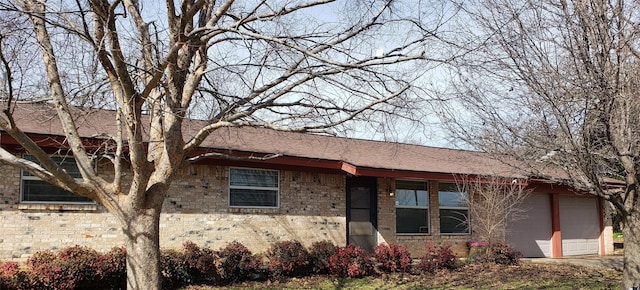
[162,249,193,288]
[25,246,126,290]
[308,240,337,274]
[216,241,261,282]
[162,241,219,288]
[0,261,20,288]
[26,250,68,289]
[93,247,126,289]
[0,261,32,290]
[58,246,104,288]
[267,240,310,277]
[472,242,522,265]
[416,243,458,273]
[25,250,57,268]
[0,261,20,277]
[27,246,100,290]
[328,244,373,278]
[182,241,218,283]
[373,243,412,273]
[489,243,522,265]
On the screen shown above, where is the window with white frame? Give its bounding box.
[229,167,279,207]
[395,180,429,234]
[21,155,93,203]
[438,182,470,234]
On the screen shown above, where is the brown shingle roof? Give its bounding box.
[3,102,524,178]
[205,126,523,177]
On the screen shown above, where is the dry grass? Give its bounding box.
[186,262,621,289]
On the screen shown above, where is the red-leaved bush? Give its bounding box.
[267,240,310,277]
[0,261,31,290]
[162,241,219,288]
[182,241,218,282]
[30,246,98,289]
[216,241,262,282]
[416,243,458,273]
[0,261,20,276]
[91,247,126,289]
[26,250,70,289]
[308,240,337,274]
[373,243,412,273]
[0,261,20,281]
[26,245,126,290]
[328,244,373,278]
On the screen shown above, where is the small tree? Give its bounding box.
[463,176,530,246]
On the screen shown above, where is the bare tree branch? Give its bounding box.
[442,0,640,286]
[0,1,457,288]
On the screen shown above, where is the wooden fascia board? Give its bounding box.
[526,179,587,195]
[344,166,529,185]
[0,132,585,191]
[346,166,467,182]
[0,132,114,152]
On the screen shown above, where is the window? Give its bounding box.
[21,155,93,203]
[438,182,470,234]
[395,180,429,234]
[229,167,279,207]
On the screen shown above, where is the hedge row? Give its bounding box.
[0,246,125,290]
[0,241,521,289]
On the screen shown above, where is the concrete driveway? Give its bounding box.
[523,255,623,271]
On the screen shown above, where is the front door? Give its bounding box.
[347,176,377,252]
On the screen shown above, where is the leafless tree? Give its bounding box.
[458,176,530,246]
[441,0,640,287]
[0,0,454,288]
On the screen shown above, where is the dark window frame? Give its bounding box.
[20,155,94,204]
[438,182,470,234]
[395,180,430,235]
[228,167,279,208]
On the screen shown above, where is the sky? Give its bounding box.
[3,0,462,150]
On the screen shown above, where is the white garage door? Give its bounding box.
[506,193,552,258]
[559,195,600,256]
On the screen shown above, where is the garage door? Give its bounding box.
[506,193,552,258]
[559,195,600,256]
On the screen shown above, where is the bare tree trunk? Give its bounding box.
[123,206,163,290]
[623,215,640,289]
[1,1,451,288]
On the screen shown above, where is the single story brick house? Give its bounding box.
[0,103,613,260]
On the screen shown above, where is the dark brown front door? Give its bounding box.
[347,176,377,252]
